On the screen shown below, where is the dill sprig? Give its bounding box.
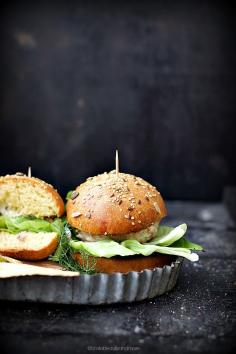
[50,222,96,274]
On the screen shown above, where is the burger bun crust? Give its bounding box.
[67,171,166,237]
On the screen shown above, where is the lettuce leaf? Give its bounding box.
[171,237,203,250]
[69,224,203,262]
[0,215,63,234]
[66,191,74,201]
[150,223,187,246]
[0,216,6,229]
[122,239,199,261]
[70,239,136,258]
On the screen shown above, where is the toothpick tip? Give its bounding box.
[115,150,119,174]
[28,166,31,178]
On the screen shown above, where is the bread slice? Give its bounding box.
[0,231,58,260]
[0,174,64,218]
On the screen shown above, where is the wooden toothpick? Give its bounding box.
[28,166,31,178]
[115,150,119,175]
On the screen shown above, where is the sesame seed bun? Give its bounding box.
[0,173,64,218]
[67,171,167,238]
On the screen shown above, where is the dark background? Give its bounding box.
[0,3,236,354]
[0,0,235,201]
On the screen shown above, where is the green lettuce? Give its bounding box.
[0,216,6,229]
[170,237,203,250]
[69,223,203,262]
[122,240,199,261]
[70,239,136,257]
[150,223,187,246]
[0,215,63,234]
[66,191,74,201]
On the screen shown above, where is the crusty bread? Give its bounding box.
[74,253,174,273]
[67,171,167,236]
[0,231,58,260]
[0,174,64,218]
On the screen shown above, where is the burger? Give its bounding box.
[65,170,202,273]
[0,173,65,260]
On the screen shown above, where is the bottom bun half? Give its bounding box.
[74,253,175,274]
[0,231,58,261]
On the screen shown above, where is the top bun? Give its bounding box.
[0,173,64,218]
[67,171,167,236]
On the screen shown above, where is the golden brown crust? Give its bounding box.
[0,174,64,217]
[67,171,167,236]
[74,253,175,273]
[0,234,58,261]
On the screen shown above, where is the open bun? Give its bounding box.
[67,171,166,237]
[74,253,175,273]
[0,174,64,218]
[0,231,58,261]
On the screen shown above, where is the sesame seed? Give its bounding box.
[131,222,135,226]
[138,220,142,224]
[154,202,161,214]
[131,216,135,220]
[71,191,79,200]
[72,211,82,218]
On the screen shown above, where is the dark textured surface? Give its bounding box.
[0,1,236,200]
[0,201,235,354]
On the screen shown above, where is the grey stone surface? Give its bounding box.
[0,201,235,353]
[165,201,235,229]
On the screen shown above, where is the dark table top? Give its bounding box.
[1,201,235,354]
